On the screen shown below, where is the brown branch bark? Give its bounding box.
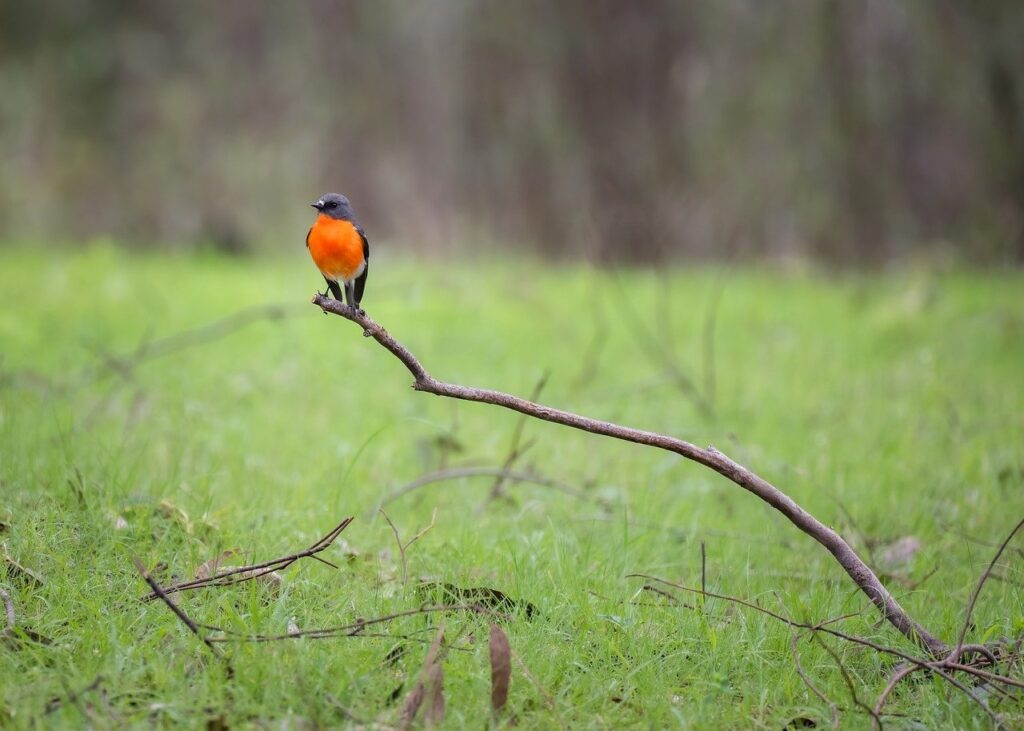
[312,295,949,657]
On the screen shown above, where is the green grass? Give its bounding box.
[2,245,1023,728]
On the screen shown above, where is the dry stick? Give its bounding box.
[380,508,438,585]
[132,557,230,674]
[811,632,882,730]
[951,516,1024,663]
[380,466,601,510]
[873,663,919,719]
[140,517,353,601]
[313,296,948,656]
[203,604,488,644]
[790,631,841,727]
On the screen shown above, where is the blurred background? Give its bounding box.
[1,0,1022,265]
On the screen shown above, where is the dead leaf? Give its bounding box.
[423,658,445,725]
[195,549,243,580]
[399,684,424,728]
[489,623,511,713]
[400,625,445,729]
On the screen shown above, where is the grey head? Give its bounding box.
[311,193,355,221]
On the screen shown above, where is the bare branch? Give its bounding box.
[314,296,947,656]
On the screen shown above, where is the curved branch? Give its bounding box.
[313,295,949,657]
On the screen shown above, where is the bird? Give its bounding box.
[306,193,369,313]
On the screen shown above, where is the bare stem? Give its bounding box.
[313,296,948,656]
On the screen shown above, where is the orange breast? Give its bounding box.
[307,215,365,282]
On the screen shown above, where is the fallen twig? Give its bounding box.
[790,631,840,727]
[314,297,947,656]
[132,557,230,671]
[140,517,352,601]
[811,632,881,729]
[202,604,491,643]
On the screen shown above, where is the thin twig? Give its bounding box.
[380,508,438,585]
[133,557,227,667]
[811,633,883,729]
[790,631,841,728]
[314,297,948,656]
[952,517,1024,663]
[873,663,919,719]
[140,517,353,601]
[204,604,488,644]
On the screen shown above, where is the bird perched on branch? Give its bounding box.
[306,193,369,313]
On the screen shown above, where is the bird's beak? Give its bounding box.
[311,200,324,211]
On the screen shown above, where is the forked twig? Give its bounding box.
[140,517,353,601]
[380,508,437,585]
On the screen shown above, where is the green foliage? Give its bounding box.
[1,247,1022,728]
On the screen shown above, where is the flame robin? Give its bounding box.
[307,193,369,312]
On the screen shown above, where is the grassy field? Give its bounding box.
[2,245,1023,728]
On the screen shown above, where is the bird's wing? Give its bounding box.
[354,223,369,303]
[356,223,369,263]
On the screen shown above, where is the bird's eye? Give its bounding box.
[327,200,338,209]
